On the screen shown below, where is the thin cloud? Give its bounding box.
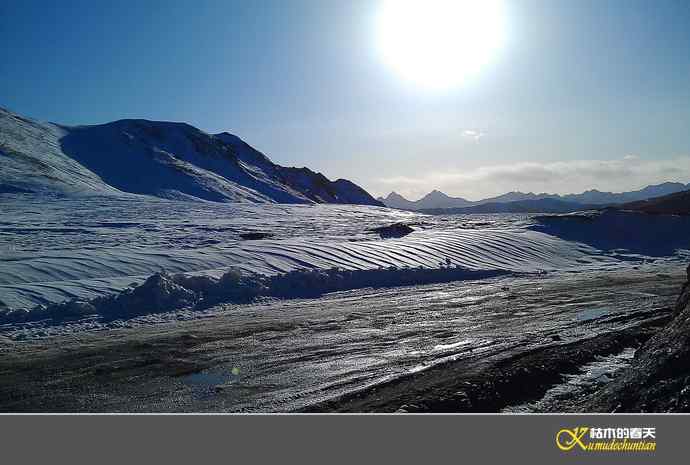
[461,129,484,141]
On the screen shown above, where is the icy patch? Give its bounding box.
[182,367,242,392]
[575,307,611,322]
[502,347,637,413]
[432,338,474,352]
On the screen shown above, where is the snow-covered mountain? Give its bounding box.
[380,183,690,211]
[0,107,382,206]
[377,190,473,210]
[376,192,415,210]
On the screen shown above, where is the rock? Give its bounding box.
[369,223,414,239]
[239,232,274,240]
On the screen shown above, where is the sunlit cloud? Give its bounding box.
[461,129,484,141]
[374,156,690,201]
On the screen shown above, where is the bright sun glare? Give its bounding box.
[376,0,507,91]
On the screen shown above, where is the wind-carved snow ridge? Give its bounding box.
[2,202,687,326]
[0,216,628,324]
[0,210,623,313]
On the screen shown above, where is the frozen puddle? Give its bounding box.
[575,307,611,322]
[181,367,243,398]
[502,347,636,413]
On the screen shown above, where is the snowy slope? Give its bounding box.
[215,132,380,204]
[0,107,382,205]
[618,189,690,215]
[2,196,689,324]
[0,197,624,312]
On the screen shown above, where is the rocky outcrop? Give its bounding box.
[583,265,690,412]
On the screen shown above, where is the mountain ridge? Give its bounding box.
[418,198,601,215]
[378,182,690,210]
[0,107,383,206]
[616,189,690,215]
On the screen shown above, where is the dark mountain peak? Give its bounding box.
[638,182,687,193]
[214,131,243,143]
[386,191,409,201]
[424,189,453,200]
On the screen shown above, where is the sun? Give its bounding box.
[376,0,507,91]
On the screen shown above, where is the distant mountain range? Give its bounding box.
[0,107,382,206]
[419,198,602,215]
[378,182,690,211]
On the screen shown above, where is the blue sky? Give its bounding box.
[2,0,690,199]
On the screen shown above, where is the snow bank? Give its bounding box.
[0,266,514,324]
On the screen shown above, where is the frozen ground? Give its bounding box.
[0,269,682,412]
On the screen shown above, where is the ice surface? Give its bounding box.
[503,347,638,413]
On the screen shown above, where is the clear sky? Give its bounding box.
[2,0,690,200]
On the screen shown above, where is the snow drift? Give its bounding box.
[0,219,623,312]
[530,210,690,257]
[8,195,686,320]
